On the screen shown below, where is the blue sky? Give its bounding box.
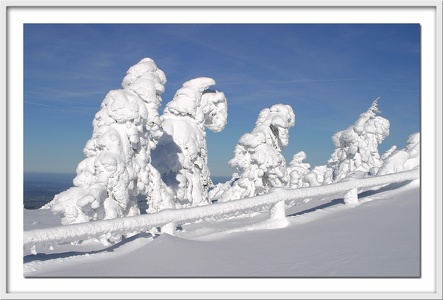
[24,24,420,177]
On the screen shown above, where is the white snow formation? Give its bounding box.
[47,60,229,238]
[46,58,176,243]
[378,132,420,175]
[36,57,420,252]
[287,151,311,188]
[152,77,228,208]
[326,98,390,182]
[218,104,295,202]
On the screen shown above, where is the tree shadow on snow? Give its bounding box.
[287,180,415,218]
[23,232,154,264]
[287,198,345,217]
[357,180,415,198]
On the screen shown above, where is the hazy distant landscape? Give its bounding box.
[23,173,230,209]
[24,173,76,209]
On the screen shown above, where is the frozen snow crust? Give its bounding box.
[24,168,419,252]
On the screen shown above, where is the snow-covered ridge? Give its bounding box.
[24,168,419,253]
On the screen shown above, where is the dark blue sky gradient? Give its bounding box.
[24,24,420,176]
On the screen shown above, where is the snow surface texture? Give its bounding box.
[24,168,419,252]
[218,104,295,202]
[326,98,390,182]
[152,77,227,208]
[23,178,420,277]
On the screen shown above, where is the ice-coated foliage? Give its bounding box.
[151,77,228,208]
[287,151,311,188]
[218,104,295,202]
[209,173,240,202]
[48,58,174,237]
[304,165,333,187]
[378,132,420,175]
[327,98,390,182]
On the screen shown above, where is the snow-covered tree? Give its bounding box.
[378,132,420,175]
[208,173,240,202]
[304,165,333,187]
[151,77,228,208]
[48,58,174,236]
[218,104,295,202]
[327,98,390,182]
[287,151,311,188]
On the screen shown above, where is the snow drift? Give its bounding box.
[24,178,421,278]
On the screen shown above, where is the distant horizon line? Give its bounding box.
[23,171,233,178]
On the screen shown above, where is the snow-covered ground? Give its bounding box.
[24,178,420,278]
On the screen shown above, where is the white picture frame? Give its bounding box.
[1,1,441,299]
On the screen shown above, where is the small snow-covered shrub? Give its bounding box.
[287,151,311,188]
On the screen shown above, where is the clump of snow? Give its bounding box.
[151,77,228,208]
[327,98,390,182]
[209,173,240,201]
[304,165,333,187]
[287,151,311,188]
[46,58,174,242]
[378,132,420,175]
[218,104,295,202]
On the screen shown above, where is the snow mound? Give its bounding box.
[378,132,420,175]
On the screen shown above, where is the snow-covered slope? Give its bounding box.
[24,179,419,278]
